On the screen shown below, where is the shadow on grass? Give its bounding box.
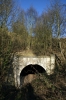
[0,83,18,100]
[17,83,43,100]
[0,83,43,100]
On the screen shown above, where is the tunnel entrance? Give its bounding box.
[20,64,46,86]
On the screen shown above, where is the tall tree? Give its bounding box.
[0,0,14,28]
[12,10,28,50]
[48,0,66,59]
[34,13,52,55]
[47,0,66,38]
[26,6,38,49]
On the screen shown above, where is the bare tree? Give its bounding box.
[49,0,66,59]
[25,6,38,49]
[34,12,52,55]
[12,10,28,50]
[0,0,14,28]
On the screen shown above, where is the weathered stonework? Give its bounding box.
[13,55,55,88]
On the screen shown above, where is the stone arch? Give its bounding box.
[20,64,46,87]
[13,55,55,88]
[20,64,46,75]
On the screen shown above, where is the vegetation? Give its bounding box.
[0,0,66,100]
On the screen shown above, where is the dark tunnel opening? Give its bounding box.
[20,64,46,76]
[20,64,46,86]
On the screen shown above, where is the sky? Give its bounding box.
[16,0,66,15]
[15,0,66,37]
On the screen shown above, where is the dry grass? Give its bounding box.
[15,49,36,56]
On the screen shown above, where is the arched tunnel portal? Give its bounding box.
[13,55,55,88]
